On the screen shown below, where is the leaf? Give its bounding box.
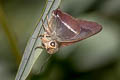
[15,0,62,80]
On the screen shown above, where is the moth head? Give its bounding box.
[42,38,59,54]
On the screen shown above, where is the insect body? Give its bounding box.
[38,9,102,54]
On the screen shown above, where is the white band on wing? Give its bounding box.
[61,21,78,34]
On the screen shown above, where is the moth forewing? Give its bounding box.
[37,9,102,54]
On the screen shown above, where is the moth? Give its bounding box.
[37,9,102,54]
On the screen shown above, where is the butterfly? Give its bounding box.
[37,9,102,54]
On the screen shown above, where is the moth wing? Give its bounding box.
[49,9,81,41]
[49,9,102,47]
[60,20,102,47]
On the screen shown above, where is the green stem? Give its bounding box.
[0,4,21,65]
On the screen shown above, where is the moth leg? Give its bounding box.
[41,19,47,31]
[46,16,52,32]
[35,46,44,50]
[37,34,51,38]
[37,34,44,38]
[41,19,51,35]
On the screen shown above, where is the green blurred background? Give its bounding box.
[0,0,120,80]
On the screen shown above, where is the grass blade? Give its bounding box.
[15,0,62,80]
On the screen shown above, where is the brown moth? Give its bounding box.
[37,9,102,54]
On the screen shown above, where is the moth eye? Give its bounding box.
[50,41,56,47]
